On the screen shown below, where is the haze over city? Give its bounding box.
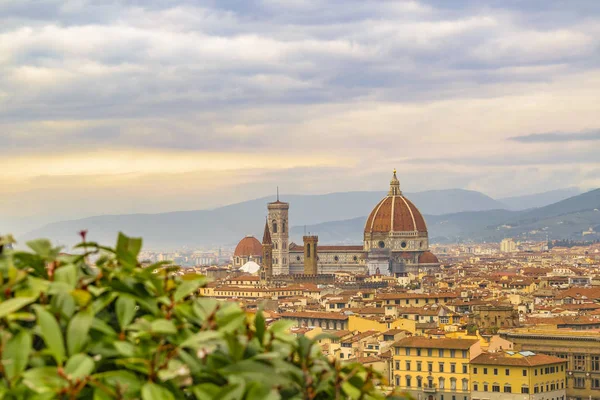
[2,0,600,237]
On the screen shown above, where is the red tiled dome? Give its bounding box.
[364,195,427,234]
[234,236,262,257]
[365,170,427,234]
[418,251,439,264]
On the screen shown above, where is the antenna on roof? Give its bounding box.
[277,186,279,201]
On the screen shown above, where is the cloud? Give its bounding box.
[510,130,600,143]
[1,0,600,227]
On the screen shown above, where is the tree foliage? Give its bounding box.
[0,233,407,399]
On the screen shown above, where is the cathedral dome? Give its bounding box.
[364,170,427,234]
[234,236,262,257]
[418,251,439,264]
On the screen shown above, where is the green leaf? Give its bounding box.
[1,330,32,382]
[150,319,177,335]
[173,280,203,302]
[92,370,142,397]
[113,341,137,357]
[71,289,92,307]
[22,367,67,393]
[67,307,94,356]
[54,264,77,288]
[26,239,53,258]
[115,295,136,330]
[179,331,221,349]
[0,297,35,318]
[91,318,118,337]
[268,319,294,334]
[65,354,95,381]
[33,305,66,365]
[116,233,143,261]
[255,308,266,344]
[141,382,174,400]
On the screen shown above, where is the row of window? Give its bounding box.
[386,298,449,305]
[397,348,468,358]
[473,381,564,393]
[473,365,563,376]
[394,376,469,391]
[395,361,467,374]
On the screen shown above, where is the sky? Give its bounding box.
[1,0,600,233]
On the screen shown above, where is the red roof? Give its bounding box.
[419,251,440,264]
[365,195,427,234]
[234,236,262,257]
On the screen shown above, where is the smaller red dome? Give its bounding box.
[418,251,439,264]
[234,236,262,257]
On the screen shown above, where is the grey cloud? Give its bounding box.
[510,130,600,143]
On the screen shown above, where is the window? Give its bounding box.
[483,368,488,375]
[473,383,478,391]
[521,385,529,394]
[450,378,456,391]
[505,369,510,376]
[492,384,500,392]
[340,353,344,358]
[395,376,400,387]
[439,377,445,389]
[450,350,456,358]
[417,377,422,388]
[574,354,586,371]
[462,350,467,358]
[593,356,600,372]
[406,376,412,387]
[439,363,445,373]
[462,364,468,374]
[574,377,585,389]
[394,347,400,356]
[417,362,422,372]
[493,368,498,376]
[405,348,410,356]
[592,378,600,390]
[439,349,444,357]
[462,379,468,391]
[395,362,400,370]
[483,383,489,392]
[428,349,433,357]
[406,361,411,371]
[473,367,478,374]
[503,385,511,393]
[416,349,421,356]
[522,369,527,377]
[450,363,456,373]
[428,363,433,372]
[534,385,539,394]
[273,222,278,233]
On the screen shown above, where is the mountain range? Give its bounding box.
[14,186,598,249]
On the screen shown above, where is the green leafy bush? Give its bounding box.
[0,233,407,399]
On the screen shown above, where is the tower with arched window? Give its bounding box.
[268,194,289,275]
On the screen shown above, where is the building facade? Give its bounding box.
[500,328,600,400]
[392,337,481,400]
[470,351,567,400]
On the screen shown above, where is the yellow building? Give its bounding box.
[470,351,566,400]
[392,337,481,400]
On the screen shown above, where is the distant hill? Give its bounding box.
[498,188,581,210]
[21,189,505,249]
[290,189,600,244]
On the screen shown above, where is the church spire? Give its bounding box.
[389,168,401,196]
[262,217,272,245]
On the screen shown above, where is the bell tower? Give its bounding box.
[303,235,318,275]
[260,219,273,280]
[267,189,289,275]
